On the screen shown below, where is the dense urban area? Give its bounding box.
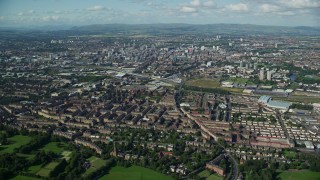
[0,24,320,180]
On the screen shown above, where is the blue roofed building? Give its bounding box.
[258,95,271,104]
[258,95,291,112]
[267,100,291,111]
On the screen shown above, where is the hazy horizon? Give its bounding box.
[0,0,319,28]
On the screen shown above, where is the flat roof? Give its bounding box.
[268,101,291,109]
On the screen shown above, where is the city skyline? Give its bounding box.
[0,0,319,28]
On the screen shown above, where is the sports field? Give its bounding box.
[0,135,32,154]
[99,165,173,180]
[278,170,320,180]
[83,156,107,177]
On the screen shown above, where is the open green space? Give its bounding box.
[36,161,59,177]
[273,95,320,104]
[198,170,211,178]
[40,142,67,154]
[221,87,244,93]
[0,135,32,154]
[99,165,173,180]
[186,79,221,88]
[17,153,36,160]
[283,150,297,159]
[207,174,222,180]
[185,78,243,94]
[83,156,107,177]
[27,164,42,174]
[226,77,249,85]
[61,151,72,161]
[10,175,41,180]
[278,170,320,180]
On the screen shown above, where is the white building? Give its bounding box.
[267,71,273,81]
[305,141,314,149]
[259,69,265,81]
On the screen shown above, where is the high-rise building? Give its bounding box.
[254,63,258,70]
[240,61,243,68]
[259,69,265,81]
[267,71,272,81]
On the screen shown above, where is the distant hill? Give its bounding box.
[0,24,319,40]
[70,23,320,36]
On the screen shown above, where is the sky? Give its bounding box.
[0,0,319,27]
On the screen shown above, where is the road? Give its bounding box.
[276,110,290,140]
[175,87,239,180]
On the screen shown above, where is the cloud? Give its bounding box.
[203,0,215,7]
[17,10,35,16]
[180,6,197,13]
[87,5,110,11]
[277,11,296,16]
[190,0,201,7]
[280,0,320,9]
[179,0,217,14]
[260,4,281,13]
[41,16,60,22]
[225,3,249,12]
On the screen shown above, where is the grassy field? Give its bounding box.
[99,165,173,180]
[273,95,320,104]
[0,135,32,154]
[283,150,297,159]
[10,175,41,180]
[198,170,211,178]
[278,170,320,180]
[185,78,243,94]
[61,151,72,161]
[36,161,59,177]
[207,174,222,180]
[27,164,42,174]
[226,77,249,84]
[186,79,221,88]
[221,87,244,93]
[40,142,67,154]
[83,156,107,177]
[17,153,35,160]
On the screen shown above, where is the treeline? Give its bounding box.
[50,159,67,177]
[0,154,28,179]
[0,126,118,180]
[85,159,115,180]
[17,134,51,154]
[290,103,313,110]
[183,85,229,95]
[296,76,320,84]
[239,160,277,180]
